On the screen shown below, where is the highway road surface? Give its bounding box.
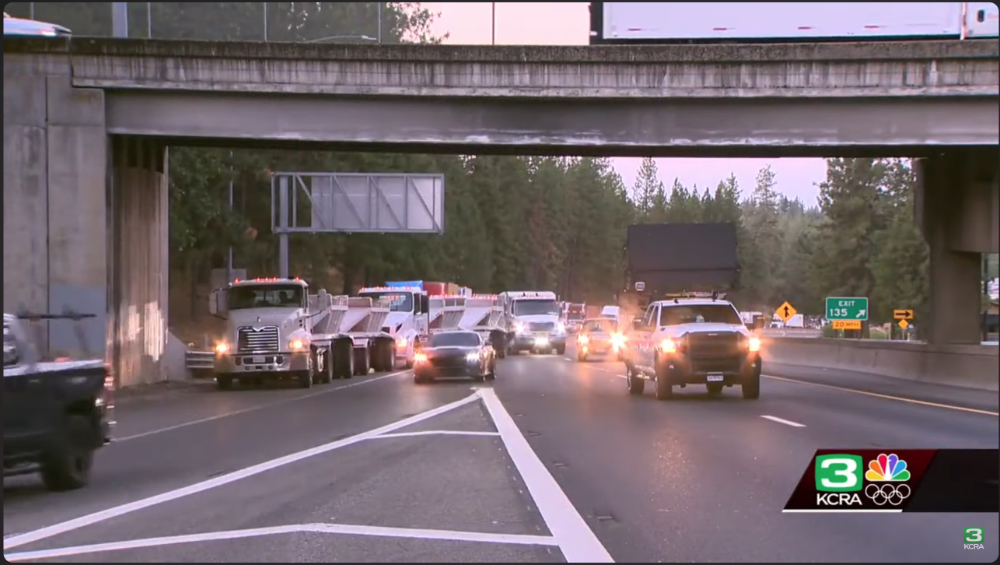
[4,346,998,563]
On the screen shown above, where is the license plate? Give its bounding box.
[252,356,265,364]
[707,373,724,382]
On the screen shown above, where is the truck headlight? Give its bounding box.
[747,336,761,353]
[215,342,230,355]
[660,338,677,353]
[289,339,307,351]
[396,337,408,349]
[611,333,626,349]
[556,322,566,333]
[514,322,527,334]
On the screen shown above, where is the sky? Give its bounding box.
[421,2,828,205]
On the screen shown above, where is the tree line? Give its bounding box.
[11,2,982,334]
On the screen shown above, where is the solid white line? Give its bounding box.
[762,374,999,417]
[2,392,480,551]
[3,522,558,562]
[760,415,806,428]
[478,388,614,563]
[781,509,902,513]
[114,371,410,442]
[371,430,500,439]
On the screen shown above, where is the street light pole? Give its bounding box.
[491,2,496,45]
[377,2,382,43]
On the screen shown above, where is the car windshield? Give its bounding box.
[228,285,304,310]
[430,332,480,348]
[513,299,559,316]
[359,291,413,313]
[582,319,613,333]
[659,304,742,326]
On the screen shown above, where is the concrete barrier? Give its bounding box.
[762,337,999,392]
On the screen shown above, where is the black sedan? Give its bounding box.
[413,330,497,384]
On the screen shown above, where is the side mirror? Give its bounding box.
[420,294,430,315]
[210,289,228,319]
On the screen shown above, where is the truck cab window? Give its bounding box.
[227,285,305,310]
[659,304,742,326]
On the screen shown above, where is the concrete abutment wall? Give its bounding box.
[3,51,169,387]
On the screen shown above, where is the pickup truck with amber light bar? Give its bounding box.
[209,277,364,390]
[3,310,114,491]
[620,222,766,400]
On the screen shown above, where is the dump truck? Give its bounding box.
[456,294,508,358]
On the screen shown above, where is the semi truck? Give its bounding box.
[209,277,393,390]
[589,2,999,44]
[500,291,567,355]
[357,283,431,369]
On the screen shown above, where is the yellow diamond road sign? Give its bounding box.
[898,319,910,329]
[775,301,797,323]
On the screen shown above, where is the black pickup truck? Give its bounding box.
[3,312,114,491]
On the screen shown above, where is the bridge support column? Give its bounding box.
[3,72,107,356]
[109,137,169,387]
[915,150,1000,346]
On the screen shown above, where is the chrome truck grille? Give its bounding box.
[237,326,279,353]
[529,322,555,332]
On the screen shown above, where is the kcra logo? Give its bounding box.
[814,453,912,508]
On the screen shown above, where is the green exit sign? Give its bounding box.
[826,297,869,321]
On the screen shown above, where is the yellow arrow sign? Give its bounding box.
[775,301,797,323]
[893,309,913,320]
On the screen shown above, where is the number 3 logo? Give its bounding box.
[965,528,983,543]
[820,457,859,489]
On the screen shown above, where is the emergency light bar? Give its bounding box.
[662,291,726,301]
[359,286,424,293]
[231,277,304,285]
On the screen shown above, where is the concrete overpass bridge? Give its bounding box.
[3,36,998,386]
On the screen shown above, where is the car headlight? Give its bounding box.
[747,336,761,353]
[215,342,229,355]
[414,352,428,364]
[289,338,307,351]
[578,334,590,345]
[660,338,677,353]
[465,352,480,362]
[610,333,626,348]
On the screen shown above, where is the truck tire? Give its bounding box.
[216,375,233,390]
[556,344,566,356]
[320,348,334,384]
[626,364,644,396]
[297,369,313,389]
[40,414,95,492]
[354,347,370,376]
[493,334,506,359]
[378,339,394,372]
[334,340,354,379]
[742,371,760,400]
[654,361,673,401]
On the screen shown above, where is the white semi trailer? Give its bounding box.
[589,2,999,44]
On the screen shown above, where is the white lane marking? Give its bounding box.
[762,374,999,417]
[781,509,902,513]
[371,430,500,439]
[760,415,806,428]
[3,522,558,562]
[2,392,480,551]
[478,388,614,563]
[114,371,410,442]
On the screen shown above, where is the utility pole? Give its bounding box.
[491,3,496,45]
[263,2,268,41]
[377,2,382,43]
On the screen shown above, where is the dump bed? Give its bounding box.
[625,223,739,295]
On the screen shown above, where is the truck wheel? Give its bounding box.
[626,365,645,396]
[40,414,95,492]
[380,340,394,372]
[298,370,313,389]
[216,376,233,390]
[321,349,334,384]
[706,383,724,396]
[742,371,761,400]
[334,340,353,379]
[556,344,566,356]
[654,364,673,401]
[354,347,371,376]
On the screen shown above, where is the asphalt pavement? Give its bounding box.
[4,347,998,563]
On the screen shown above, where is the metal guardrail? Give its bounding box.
[185,350,214,377]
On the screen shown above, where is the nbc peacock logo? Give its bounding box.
[864,453,912,506]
